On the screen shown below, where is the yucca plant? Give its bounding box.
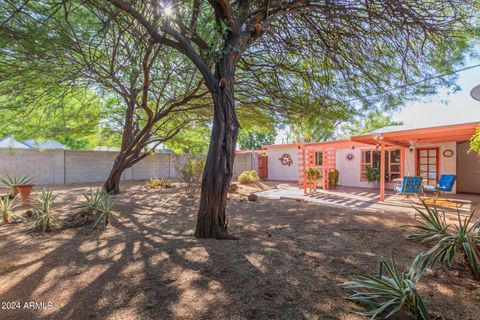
[74,188,106,213]
[69,188,118,229]
[0,174,33,197]
[408,200,450,243]
[343,254,431,319]
[0,195,22,223]
[91,192,118,229]
[423,209,480,279]
[27,189,59,234]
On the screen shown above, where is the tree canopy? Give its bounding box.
[1,0,477,238]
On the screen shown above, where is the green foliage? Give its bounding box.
[145,178,172,189]
[365,165,381,183]
[339,112,403,138]
[71,188,118,229]
[74,188,106,214]
[412,206,480,279]
[305,167,322,182]
[238,128,276,150]
[0,174,34,197]
[469,125,480,153]
[343,255,431,319]
[408,201,450,243]
[166,126,211,155]
[28,189,59,234]
[328,169,339,189]
[91,192,118,230]
[1,195,22,224]
[0,90,103,150]
[176,157,206,197]
[238,170,259,184]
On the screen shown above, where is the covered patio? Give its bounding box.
[349,122,480,202]
[258,183,480,215]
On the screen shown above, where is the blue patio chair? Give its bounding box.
[394,176,424,199]
[423,174,456,197]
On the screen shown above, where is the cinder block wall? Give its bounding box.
[233,152,258,178]
[0,148,257,185]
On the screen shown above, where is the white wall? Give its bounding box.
[404,142,457,193]
[337,142,457,192]
[267,147,299,181]
[336,147,372,188]
[0,148,257,185]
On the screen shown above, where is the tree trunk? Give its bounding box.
[103,154,129,194]
[195,58,239,239]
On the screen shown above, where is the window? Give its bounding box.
[315,152,323,166]
[361,149,402,182]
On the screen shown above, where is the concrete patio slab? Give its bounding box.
[256,184,480,216]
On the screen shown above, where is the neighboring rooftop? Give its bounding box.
[0,136,69,149]
[0,136,30,149]
[22,139,69,150]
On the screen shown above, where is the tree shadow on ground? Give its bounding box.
[0,183,479,320]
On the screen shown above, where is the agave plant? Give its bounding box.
[0,195,22,223]
[408,200,450,243]
[27,189,59,234]
[74,188,106,213]
[424,209,480,279]
[0,174,33,197]
[91,191,118,229]
[343,254,431,319]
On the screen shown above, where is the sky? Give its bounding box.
[391,64,480,126]
[275,62,480,144]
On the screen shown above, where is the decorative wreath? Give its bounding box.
[442,149,454,158]
[346,153,354,161]
[279,153,293,166]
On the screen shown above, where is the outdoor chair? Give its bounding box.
[393,176,424,200]
[423,174,456,197]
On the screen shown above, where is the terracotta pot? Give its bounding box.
[14,184,34,204]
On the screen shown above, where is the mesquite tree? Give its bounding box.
[2,1,474,237]
[0,2,210,194]
[99,0,473,238]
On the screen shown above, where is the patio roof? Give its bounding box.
[262,139,368,151]
[351,121,480,147]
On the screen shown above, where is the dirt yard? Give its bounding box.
[0,182,479,320]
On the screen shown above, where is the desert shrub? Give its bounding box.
[409,202,480,279]
[68,188,105,227]
[28,189,59,234]
[408,201,450,243]
[0,174,33,197]
[70,188,118,229]
[305,167,321,182]
[1,195,22,223]
[176,157,205,197]
[91,192,118,229]
[145,178,172,189]
[328,169,339,188]
[238,170,258,184]
[343,254,430,319]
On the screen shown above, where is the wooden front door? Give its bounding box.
[258,155,268,179]
[416,148,439,186]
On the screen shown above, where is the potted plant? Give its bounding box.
[328,169,339,189]
[364,165,380,187]
[0,174,35,204]
[306,167,322,182]
[305,167,322,191]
